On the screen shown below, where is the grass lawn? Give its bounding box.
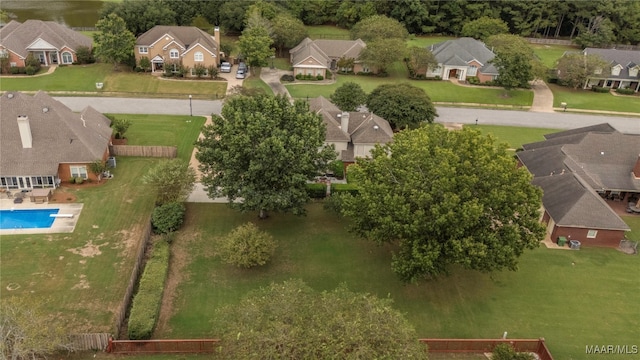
[160,203,639,360]
[0,63,112,92]
[470,125,559,149]
[242,73,275,96]
[107,114,206,162]
[306,25,350,39]
[530,44,578,68]
[407,35,455,48]
[549,83,640,113]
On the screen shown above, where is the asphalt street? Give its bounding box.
[54,97,640,134]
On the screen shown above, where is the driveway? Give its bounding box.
[529,80,554,112]
[217,69,244,94]
[260,67,293,100]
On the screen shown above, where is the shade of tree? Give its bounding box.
[486,34,536,89]
[271,13,308,57]
[366,83,437,130]
[330,82,367,111]
[556,52,609,89]
[350,14,409,42]
[93,14,136,70]
[358,38,406,75]
[195,95,335,219]
[142,159,196,206]
[340,125,545,282]
[218,222,277,268]
[406,46,438,79]
[214,279,428,359]
[237,25,275,69]
[99,0,176,36]
[461,16,509,41]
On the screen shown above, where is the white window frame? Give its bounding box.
[468,65,478,76]
[70,166,88,179]
[10,62,16,67]
[139,46,148,54]
[169,49,179,59]
[587,230,598,238]
[61,51,73,64]
[194,51,204,62]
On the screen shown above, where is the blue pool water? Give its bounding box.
[0,209,60,229]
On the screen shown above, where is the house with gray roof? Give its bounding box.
[517,124,640,247]
[135,25,220,76]
[0,19,92,67]
[289,38,368,78]
[581,48,640,92]
[426,37,499,83]
[0,91,112,190]
[308,96,393,162]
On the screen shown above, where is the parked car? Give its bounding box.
[238,62,247,72]
[235,69,246,79]
[220,62,232,73]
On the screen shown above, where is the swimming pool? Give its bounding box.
[0,209,60,229]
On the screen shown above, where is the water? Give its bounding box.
[0,208,60,229]
[1,1,105,28]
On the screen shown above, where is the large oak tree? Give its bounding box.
[93,14,136,70]
[366,83,437,130]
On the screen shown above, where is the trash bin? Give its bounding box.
[107,156,116,168]
[569,240,581,250]
[557,236,567,247]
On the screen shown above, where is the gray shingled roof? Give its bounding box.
[136,26,218,55]
[290,38,366,69]
[583,48,640,80]
[543,123,616,140]
[0,91,112,176]
[0,20,92,59]
[430,37,498,75]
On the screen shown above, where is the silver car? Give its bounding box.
[220,62,232,73]
[235,69,246,79]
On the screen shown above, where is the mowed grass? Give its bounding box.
[0,157,158,332]
[161,203,639,360]
[531,44,578,68]
[470,125,560,149]
[0,63,112,92]
[549,83,640,113]
[306,25,350,39]
[103,71,226,99]
[107,114,206,162]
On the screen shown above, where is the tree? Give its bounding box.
[1,296,74,360]
[271,13,308,57]
[89,160,108,181]
[556,52,608,89]
[486,34,536,89]
[151,201,186,234]
[138,56,151,72]
[111,118,132,139]
[406,46,438,79]
[461,16,509,41]
[340,126,545,282]
[143,159,196,205]
[335,0,377,29]
[350,14,409,42]
[195,95,335,219]
[574,16,616,48]
[330,82,367,111]
[358,38,406,75]
[214,279,428,359]
[367,83,437,130]
[237,25,275,69]
[75,46,94,64]
[93,14,136,70]
[218,222,277,268]
[99,0,176,36]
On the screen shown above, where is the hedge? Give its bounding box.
[330,183,360,196]
[615,87,636,95]
[306,183,327,198]
[591,86,610,93]
[128,240,170,340]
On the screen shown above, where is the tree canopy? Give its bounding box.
[406,46,438,79]
[340,125,545,282]
[195,95,335,219]
[486,34,538,89]
[100,0,176,36]
[330,82,367,111]
[358,38,406,75]
[271,13,308,57]
[93,14,136,70]
[556,52,609,89]
[214,279,427,359]
[366,83,437,130]
[350,14,409,42]
[461,16,510,41]
[238,24,275,68]
[142,159,196,206]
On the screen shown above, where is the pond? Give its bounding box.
[2,0,105,28]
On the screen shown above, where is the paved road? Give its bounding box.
[55,96,223,117]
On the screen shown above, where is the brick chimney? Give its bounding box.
[633,155,640,179]
[340,111,349,134]
[17,115,32,148]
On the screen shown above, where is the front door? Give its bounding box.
[38,52,46,65]
[448,69,457,79]
[50,53,58,64]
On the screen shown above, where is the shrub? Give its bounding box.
[193,63,207,78]
[467,76,480,85]
[331,183,360,196]
[75,46,95,64]
[25,53,41,71]
[616,87,635,95]
[25,66,37,75]
[207,65,219,79]
[128,240,169,340]
[316,74,324,80]
[592,86,610,93]
[151,202,186,234]
[492,343,535,360]
[306,183,327,198]
[138,56,151,72]
[323,192,347,214]
[280,74,295,82]
[74,177,84,184]
[9,67,23,75]
[328,160,344,179]
[218,223,277,268]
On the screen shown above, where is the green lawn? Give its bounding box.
[530,44,578,68]
[161,203,639,360]
[407,35,455,48]
[108,114,206,162]
[306,25,350,39]
[0,63,112,92]
[549,83,640,113]
[470,125,560,149]
[242,75,274,96]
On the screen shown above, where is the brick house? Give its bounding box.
[0,92,112,190]
[289,38,368,77]
[426,37,499,82]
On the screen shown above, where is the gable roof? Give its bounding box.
[136,26,218,57]
[430,37,498,74]
[0,91,112,176]
[290,38,366,69]
[583,48,640,79]
[0,20,91,59]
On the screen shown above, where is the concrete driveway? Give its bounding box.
[217,68,244,94]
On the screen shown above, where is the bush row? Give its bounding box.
[616,87,636,95]
[295,74,324,81]
[591,86,610,93]
[128,239,170,340]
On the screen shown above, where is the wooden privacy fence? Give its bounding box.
[107,339,220,354]
[420,338,553,360]
[110,145,177,158]
[70,333,111,351]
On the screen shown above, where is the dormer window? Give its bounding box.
[630,67,638,77]
[611,66,621,76]
[170,49,179,59]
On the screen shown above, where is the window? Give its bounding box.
[61,51,73,64]
[170,49,179,59]
[587,230,598,238]
[10,62,16,67]
[194,51,204,62]
[611,66,621,76]
[70,166,88,179]
[139,46,148,54]
[630,68,638,77]
[468,65,478,76]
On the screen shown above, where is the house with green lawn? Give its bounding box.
[581,48,640,92]
[290,38,368,77]
[426,37,499,83]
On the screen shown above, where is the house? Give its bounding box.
[0,19,92,67]
[426,37,499,82]
[0,91,113,190]
[308,96,393,162]
[289,38,368,77]
[135,25,220,76]
[517,124,640,247]
[581,48,640,92]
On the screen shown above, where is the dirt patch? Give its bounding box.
[67,240,109,257]
[71,274,90,290]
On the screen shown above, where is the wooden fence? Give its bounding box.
[107,339,220,354]
[420,338,553,360]
[110,145,177,158]
[70,333,111,351]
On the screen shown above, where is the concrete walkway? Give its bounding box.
[529,79,554,112]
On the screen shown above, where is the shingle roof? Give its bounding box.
[0,91,112,176]
[0,20,92,58]
[290,38,366,69]
[583,48,640,80]
[136,26,218,56]
[543,123,616,140]
[430,37,498,74]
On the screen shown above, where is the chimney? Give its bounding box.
[633,155,640,179]
[214,26,221,57]
[340,111,349,133]
[17,115,33,148]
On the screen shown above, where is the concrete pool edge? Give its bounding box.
[0,201,83,235]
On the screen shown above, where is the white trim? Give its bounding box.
[148,33,175,48]
[26,38,57,51]
[61,51,73,64]
[138,46,148,54]
[182,42,216,57]
[169,49,179,59]
[163,40,185,51]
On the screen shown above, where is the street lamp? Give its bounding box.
[189,95,192,116]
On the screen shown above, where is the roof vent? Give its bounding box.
[7,93,14,99]
[600,151,605,155]
[337,114,342,117]
[42,107,49,113]
[373,125,379,130]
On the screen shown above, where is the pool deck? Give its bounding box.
[0,199,83,235]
